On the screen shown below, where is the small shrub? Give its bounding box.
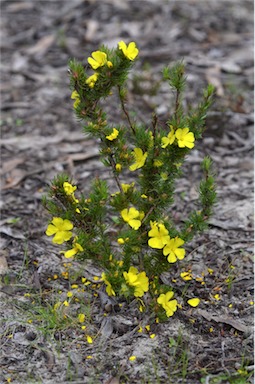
[43,41,216,321]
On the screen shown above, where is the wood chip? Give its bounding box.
[0,252,8,275]
[197,309,251,334]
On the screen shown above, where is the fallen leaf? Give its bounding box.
[0,251,8,274]
[0,157,25,176]
[0,225,26,239]
[104,377,120,384]
[85,20,99,41]
[1,168,27,190]
[197,309,250,333]
[7,2,34,11]
[205,66,224,97]
[26,35,55,56]
[100,317,114,339]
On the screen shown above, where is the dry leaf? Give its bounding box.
[0,157,25,176]
[85,20,99,41]
[104,377,120,384]
[0,252,8,275]
[1,168,27,190]
[0,225,26,239]
[205,66,224,97]
[26,35,55,56]
[197,309,250,333]
[100,317,114,339]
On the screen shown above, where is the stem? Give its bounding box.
[152,113,158,153]
[138,253,144,271]
[142,205,156,224]
[118,86,136,135]
[174,88,181,126]
[109,154,122,192]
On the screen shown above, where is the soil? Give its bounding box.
[0,1,254,384]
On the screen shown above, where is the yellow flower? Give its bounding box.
[180,271,193,281]
[121,182,134,193]
[53,301,61,311]
[71,90,80,108]
[163,237,185,263]
[129,355,136,361]
[187,298,200,307]
[63,241,83,258]
[129,148,148,171]
[153,159,163,167]
[78,313,86,323]
[123,266,149,297]
[121,207,142,230]
[106,128,119,141]
[67,291,73,298]
[46,217,73,244]
[87,50,107,69]
[85,72,99,88]
[161,126,175,148]
[63,182,77,195]
[175,128,195,149]
[115,163,122,172]
[118,41,139,60]
[157,291,178,317]
[86,335,93,344]
[160,172,168,181]
[148,221,169,249]
[101,273,116,296]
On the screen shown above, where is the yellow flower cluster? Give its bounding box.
[71,41,138,107]
[63,182,77,195]
[162,125,195,149]
[63,182,80,212]
[148,221,185,263]
[86,48,114,89]
[86,72,99,88]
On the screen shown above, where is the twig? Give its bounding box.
[109,154,122,193]
[118,86,136,135]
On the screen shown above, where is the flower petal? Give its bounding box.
[187,298,200,307]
